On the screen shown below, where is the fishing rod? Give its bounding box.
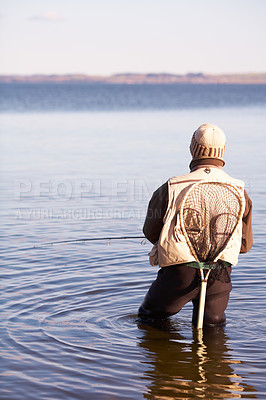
[5,236,147,252]
[34,236,147,247]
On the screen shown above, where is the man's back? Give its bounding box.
[138,123,253,326]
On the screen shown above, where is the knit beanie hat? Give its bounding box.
[190,123,226,164]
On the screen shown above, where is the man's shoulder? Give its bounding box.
[217,169,245,188]
[151,181,168,199]
[168,171,193,185]
[168,170,207,187]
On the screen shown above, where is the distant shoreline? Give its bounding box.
[1,72,266,84]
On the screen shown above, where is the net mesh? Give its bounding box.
[181,182,243,262]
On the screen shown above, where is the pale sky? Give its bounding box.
[0,0,265,76]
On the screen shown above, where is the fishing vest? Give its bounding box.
[157,167,245,267]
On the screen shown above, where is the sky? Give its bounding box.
[0,0,266,76]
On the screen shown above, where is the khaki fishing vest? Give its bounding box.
[157,167,245,267]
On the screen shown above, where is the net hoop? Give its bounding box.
[179,180,244,263]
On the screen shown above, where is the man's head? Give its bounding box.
[190,123,226,165]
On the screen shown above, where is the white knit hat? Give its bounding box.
[190,123,226,163]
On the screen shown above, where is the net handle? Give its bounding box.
[197,269,211,329]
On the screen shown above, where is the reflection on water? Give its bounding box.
[138,320,257,399]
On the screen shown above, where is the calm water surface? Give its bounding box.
[0,84,266,399]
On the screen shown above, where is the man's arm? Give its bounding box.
[240,190,253,253]
[143,182,168,244]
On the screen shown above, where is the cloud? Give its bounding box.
[29,12,64,22]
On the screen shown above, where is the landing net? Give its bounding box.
[180,181,244,263]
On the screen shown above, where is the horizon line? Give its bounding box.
[1,71,266,77]
[1,72,266,85]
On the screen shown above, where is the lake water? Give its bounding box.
[0,83,266,399]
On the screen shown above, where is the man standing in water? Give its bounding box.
[138,123,253,326]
